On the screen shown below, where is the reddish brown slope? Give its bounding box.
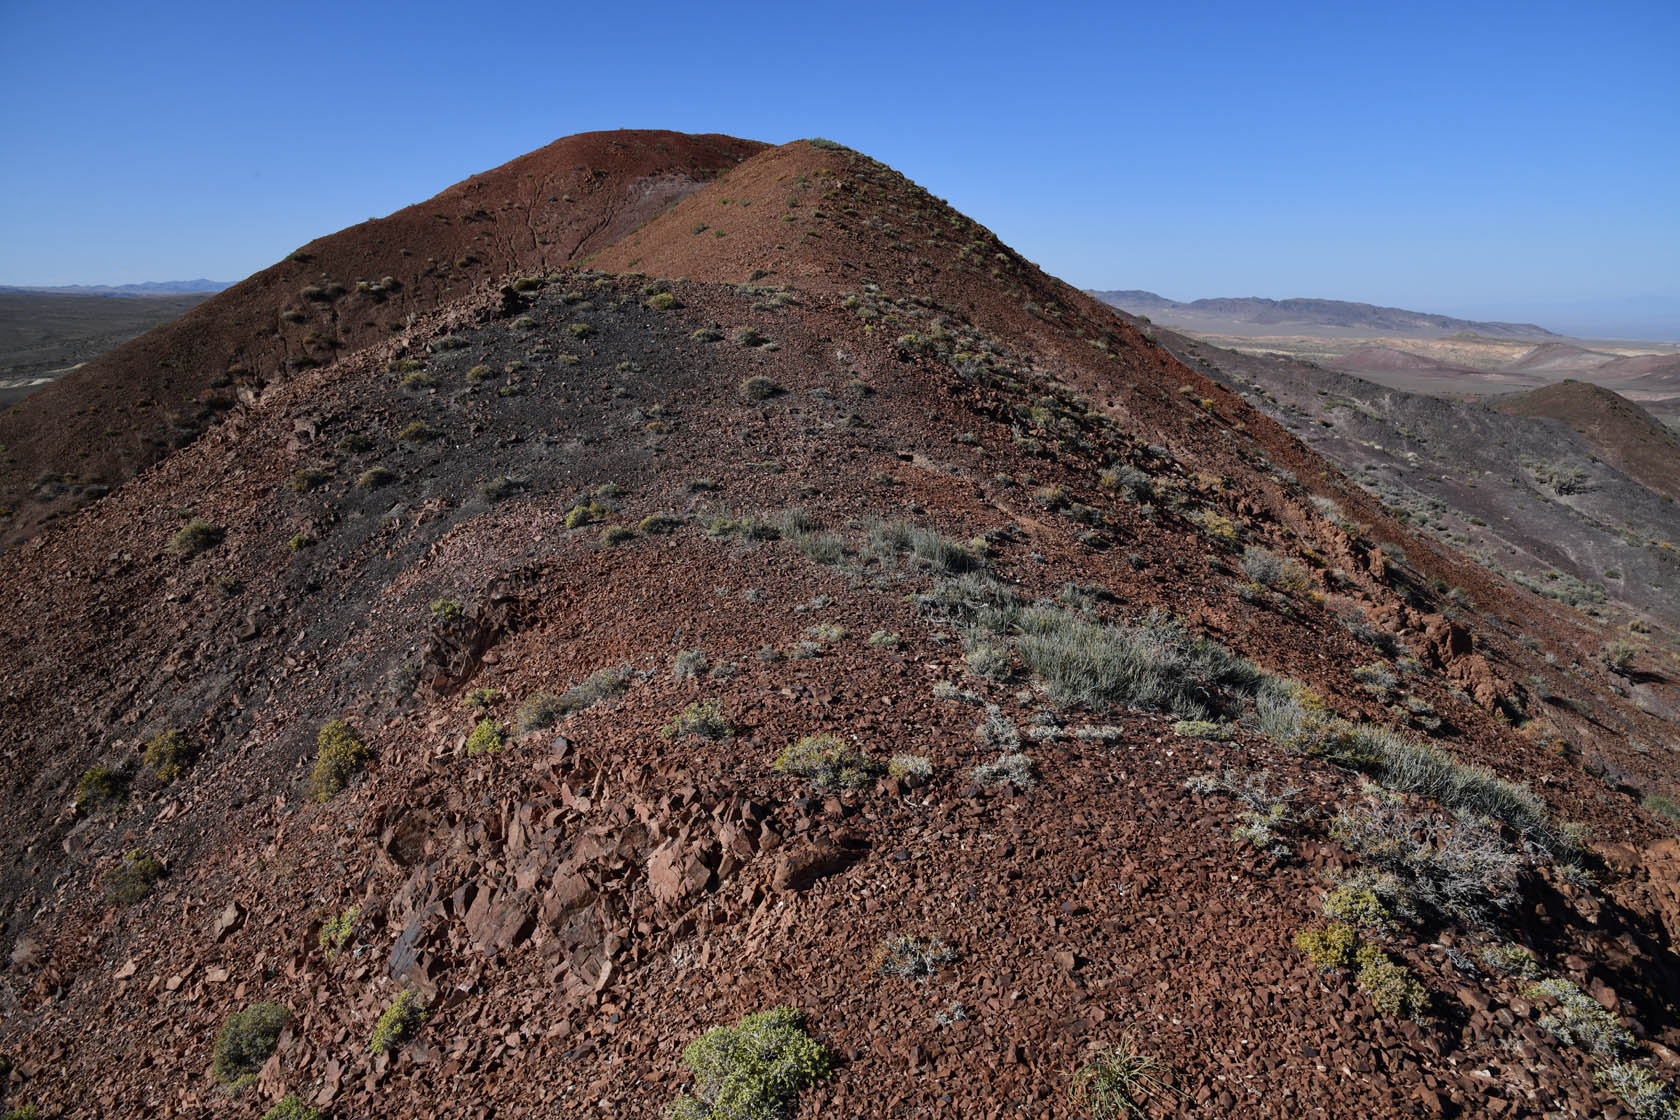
[1495,379,1680,501]
[588,140,1331,499]
[0,129,764,543]
[1,137,1677,1120]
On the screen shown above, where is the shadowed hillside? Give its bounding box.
[0,290,213,407]
[1495,380,1680,502]
[0,130,764,543]
[1124,319,1680,633]
[1,135,1676,1120]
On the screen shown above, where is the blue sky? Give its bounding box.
[3,0,1677,336]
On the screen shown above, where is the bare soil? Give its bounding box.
[1,137,1676,1120]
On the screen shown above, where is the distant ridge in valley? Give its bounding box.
[0,279,231,296]
[1091,289,1558,340]
[1495,379,1680,501]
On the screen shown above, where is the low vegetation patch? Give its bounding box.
[287,467,330,493]
[639,512,684,534]
[478,474,525,501]
[872,934,956,981]
[1528,978,1632,1057]
[516,665,629,732]
[1329,790,1521,927]
[668,1007,832,1120]
[565,500,610,528]
[1603,640,1639,677]
[320,906,359,956]
[672,648,708,682]
[1320,877,1400,934]
[213,1002,290,1088]
[1294,923,1430,1021]
[370,988,424,1054]
[662,701,733,741]
[973,750,1034,790]
[740,374,782,399]
[308,719,369,802]
[1185,768,1298,858]
[1257,679,1561,854]
[1645,794,1680,825]
[464,718,503,756]
[1069,1034,1172,1119]
[1016,607,1261,720]
[791,530,845,565]
[963,641,1011,680]
[887,754,932,785]
[1597,1063,1680,1120]
[169,519,224,556]
[107,850,164,904]
[774,733,879,790]
[263,1097,320,1120]
[399,421,440,443]
[1477,942,1541,978]
[1240,546,1311,594]
[75,764,127,811]
[868,520,985,575]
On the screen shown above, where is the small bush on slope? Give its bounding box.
[308,720,369,802]
[668,1007,831,1120]
[872,935,956,982]
[169,519,224,555]
[212,1002,289,1087]
[1256,679,1563,855]
[1330,790,1523,928]
[774,734,879,790]
[662,701,733,741]
[1527,978,1633,1058]
[370,988,424,1054]
[263,1097,320,1120]
[1015,606,1262,720]
[107,850,164,904]
[516,665,629,732]
[464,718,503,756]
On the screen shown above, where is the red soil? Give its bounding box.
[0,130,764,544]
[0,136,1675,1120]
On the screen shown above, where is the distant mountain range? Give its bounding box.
[1090,290,1558,340]
[0,279,230,297]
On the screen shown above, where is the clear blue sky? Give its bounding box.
[3,0,1677,336]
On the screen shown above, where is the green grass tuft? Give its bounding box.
[1068,1034,1172,1119]
[263,1096,321,1120]
[107,850,164,904]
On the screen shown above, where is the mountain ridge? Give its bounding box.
[0,128,766,544]
[1091,289,1559,339]
[0,280,232,297]
[1,132,1675,1120]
